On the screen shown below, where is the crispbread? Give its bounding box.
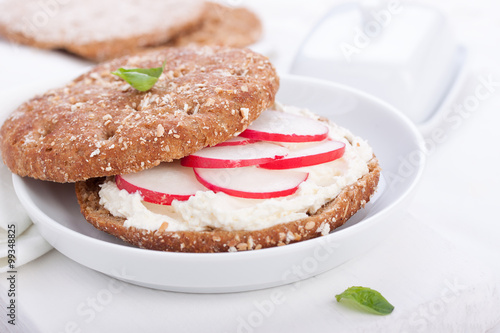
[0,0,206,61]
[0,46,279,183]
[0,0,262,61]
[169,2,262,48]
[75,158,380,252]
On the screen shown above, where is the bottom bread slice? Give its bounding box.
[75,157,381,253]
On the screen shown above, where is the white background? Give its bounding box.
[1,0,500,332]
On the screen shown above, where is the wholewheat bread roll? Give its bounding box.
[0,46,279,182]
[0,0,261,61]
[75,158,380,253]
[169,2,262,48]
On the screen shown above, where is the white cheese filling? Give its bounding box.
[98,104,374,232]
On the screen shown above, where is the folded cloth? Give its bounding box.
[0,224,53,273]
[0,158,52,272]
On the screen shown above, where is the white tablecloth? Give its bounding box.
[1,0,500,332]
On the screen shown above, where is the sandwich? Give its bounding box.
[0,46,380,253]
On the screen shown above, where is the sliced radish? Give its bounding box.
[181,141,288,168]
[116,161,207,205]
[240,110,329,142]
[214,137,257,147]
[194,167,308,199]
[260,140,346,169]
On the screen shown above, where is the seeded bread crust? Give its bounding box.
[0,0,207,61]
[0,46,279,183]
[75,158,380,253]
[169,2,262,48]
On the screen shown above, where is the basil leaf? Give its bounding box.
[111,60,166,92]
[335,286,394,315]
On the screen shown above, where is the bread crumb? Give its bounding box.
[247,236,254,249]
[90,149,100,157]
[156,124,165,137]
[305,221,315,230]
[240,108,249,122]
[236,243,248,251]
[316,223,330,236]
[158,222,169,232]
[205,98,215,107]
[71,102,85,112]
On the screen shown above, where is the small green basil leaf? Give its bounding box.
[111,60,166,92]
[335,286,394,315]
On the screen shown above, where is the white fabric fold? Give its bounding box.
[0,156,53,271]
[0,224,53,273]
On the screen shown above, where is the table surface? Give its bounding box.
[1,0,500,332]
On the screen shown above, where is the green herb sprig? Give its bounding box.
[335,286,394,315]
[111,60,166,92]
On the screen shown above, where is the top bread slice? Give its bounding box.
[0,0,261,61]
[0,46,279,183]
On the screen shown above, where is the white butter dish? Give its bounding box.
[290,2,467,130]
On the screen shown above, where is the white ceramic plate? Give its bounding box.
[11,75,425,293]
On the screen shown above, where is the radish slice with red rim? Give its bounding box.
[181,141,288,168]
[240,110,329,143]
[194,167,308,199]
[260,140,345,169]
[116,161,206,205]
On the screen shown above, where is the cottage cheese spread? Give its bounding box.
[99,104,374,232]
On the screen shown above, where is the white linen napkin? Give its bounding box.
[0,158,53,273]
